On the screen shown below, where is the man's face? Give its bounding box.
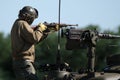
[27,17,34,25]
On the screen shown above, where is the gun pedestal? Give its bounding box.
[65,29,98,78]
[87,46,95,77]
[56,49,62,70]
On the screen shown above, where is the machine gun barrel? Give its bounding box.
[98,33,120,39]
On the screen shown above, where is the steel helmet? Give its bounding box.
[18,6,38,24]
[19,6,38,19]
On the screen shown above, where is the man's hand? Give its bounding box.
[38,23,47,32]
[46,24,60,32]
[54,24,60,31]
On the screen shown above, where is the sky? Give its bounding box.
[0,0,120,35]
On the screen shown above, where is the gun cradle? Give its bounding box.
[65,29,93,50]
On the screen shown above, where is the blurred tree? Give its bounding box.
[0,33,14,80]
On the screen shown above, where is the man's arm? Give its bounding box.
[20,21,44,44]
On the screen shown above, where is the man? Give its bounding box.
[11,6,48,80]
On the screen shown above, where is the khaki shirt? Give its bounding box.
[11,19,43,62]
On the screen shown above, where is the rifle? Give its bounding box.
[32,22,78,32]
[43,22,78,31]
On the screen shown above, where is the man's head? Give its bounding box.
[18,6,38,25]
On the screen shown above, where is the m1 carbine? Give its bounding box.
[44,22,78,32]
[32,22,78,32]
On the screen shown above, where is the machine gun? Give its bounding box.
[62,28,120,80]
[62,27,120,80]
[64,28,120,50]
[64,28,120,71]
